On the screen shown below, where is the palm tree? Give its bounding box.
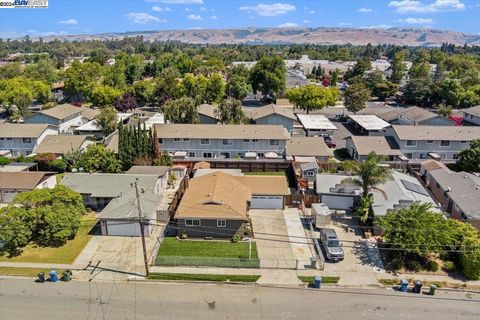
[341,152,393,222]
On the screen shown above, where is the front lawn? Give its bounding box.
[148,273,260,282]
[155,238,259,268]
[0,214,97,264]
[0,267,68,277]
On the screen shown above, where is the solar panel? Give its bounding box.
[401,179,429,196]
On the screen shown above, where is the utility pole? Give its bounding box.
[134,179,150,277]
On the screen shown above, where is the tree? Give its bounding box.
[403,78,432,107]
[329,68,340,86]
[78,144,121,173]
[0,77,50,118]
[286,85,339,114]
[389,51,407,84]
[344,82,371,114]
[23,57,58,84]
[437,105,452,117]
[215,98,248,124]
[0,207,33,256]
[131,80,155,107]
[372,82,398,101]
[64,61,103,102]
[250,55,286,100]
[114,92,138,112]
[205,73,226,103]
[345,57,371,81]
[95,107,117,136]
[457,139,480,173]
[88,85,122,108]
[227,74,251,100]
[163,97,199,124]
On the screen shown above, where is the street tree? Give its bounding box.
[286,85,339,114]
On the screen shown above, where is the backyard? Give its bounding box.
[155,237,260,268]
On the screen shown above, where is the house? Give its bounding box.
[103,130,119,153]
[24,104,94,133]
[198,104,219,124]
[347,115,391,136]
[345,135,404,161]
[175,172,290,238]
[386,125,480,161]
[245,104,297,133]
[154,124,290,160]
[125,166,170,191]
[296,114,338,137]
[75,112,131,140]
[379,106,455,126]
[285,137,333,163]
[61,173,165,237]
[421,161,480,230]
[0,171,56,203]
[316,171,439,215]
[0,123,57,157]
[462,105,480,126]
[34,135,93,156]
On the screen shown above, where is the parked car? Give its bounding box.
[319,228,344,262]
[323,137,336,148]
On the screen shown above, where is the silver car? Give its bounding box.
[319,228,344,262]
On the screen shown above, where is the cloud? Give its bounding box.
[302,20,310,24]
[185,7,191,11]
[126,12,165,24]
[200,7,208,11]
[361,24,392,29]
[240,3,295,16]
[338,22,353,26]
[152,6,171,11]
[187,14,202,20]
[358,8,372,13]
[388,0,465,14]
[145,0,203,4]
[308,10,315,14]
[398,17,433,24]
[210,15,218,20]
[278,22,299,28]
[57,19,78,25]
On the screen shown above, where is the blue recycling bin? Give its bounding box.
[49,270,58,282]
[400,279,408,292]
[314,276,322,289]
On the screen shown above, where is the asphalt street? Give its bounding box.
[0,278,479,320]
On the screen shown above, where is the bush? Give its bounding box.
[0,157,11,165]
[426,260,439,272]
[442,261,456,272]
[48,159,67,173]
[34,153,57,171]
[390,258,405,271]
[405,260,422,272]
[15,155,36,163]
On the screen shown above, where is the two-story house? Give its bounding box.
[379,106,455,126]
[0,123,57,157]
[24,104,95,133]
[245,104,297,134]
[386,125,480,161]
[462,105,480,126]
[154,124,290,160]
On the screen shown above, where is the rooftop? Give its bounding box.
[348,115,391,131]
[0,171,55,190]
[297,114,338,130]
[391,125,480,141]
[285,137,333,157]
[462,105,480,117]
[104,131,119,153]
[346,135,402,156]
[379,106,440,123]
[246,104,296,121]
[153,124,290,140]
[197,104,218,120]
[37,104,84,120]
[0,123,52,138]
[126,166,170,176]
[34,135,89,155]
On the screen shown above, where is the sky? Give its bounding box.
[1,0,480,39]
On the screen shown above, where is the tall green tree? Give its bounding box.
[95,107,117,136]
[88,84,123,108]
[78,144,121,173]
[286,85,339,114]
[64,61,103,102]
[344,82,371,114]
[389,51,407,84]
[457,139,480,173]
[250,55,286,101]
[227,74,251,100]
[215,98,248,124]
[163,97,199,124]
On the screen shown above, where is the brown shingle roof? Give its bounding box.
[246,104,296,121]
[35,135,89,155]
[38,104,83,120]
[80,107,100,121]
[0,172,54,190]
[285,137,333,157]
[392,125,480,141]
[380,106,440,123]
[126,166,169,176]
[347,135,402,156]
[197,104,218,119]
[0,123,51,138]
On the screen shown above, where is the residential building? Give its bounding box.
[24,104,95,133]
[379,106,455,126]
[285,137,333,163]
[198,104,219,124]
[296,114,338,137]
[0,171,56,203]
[462,105,480,126]
[34,135,93,156]
[345,135,404,161]
[175,172,290,238]
[125,166,170,191]
[386,125,480,161]
[347,115,391,136]
[0,123,57,157]
[421,161,480,230]
[154,124,290,160]
[246,104,296,134]
[103,131,119,154]
[62,173,165,237]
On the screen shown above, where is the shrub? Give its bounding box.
[34,153,57,171]
[442,261,456,272]
[426,260,439,272]
[231,234,241,243]
[0,157,11,165]
[405,260,422,272]
[48,159,67,173]
[390,258,405,271]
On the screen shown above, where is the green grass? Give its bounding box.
[298,276,340,285]
[244,171,286,176]
[148,273,260,282]
[0,267,68,277]
[155,238,259,268]
[0,214,97,264]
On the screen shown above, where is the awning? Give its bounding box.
[265,152,279,159]
[173,151,187,158]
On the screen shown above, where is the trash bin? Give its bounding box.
[62,270,72,282]
[310,256,317,269]
[37,272,45,283]
[429,285,437,296]
[400,279,408,292]
[413,280,423,293]
[314,276,322,289]
[49,270,58,282]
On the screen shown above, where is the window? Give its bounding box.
[453,153,459,160]
[188,152,195,158]
[222,139,233,145]
[243,139,250,142]
[305,170,315,176]
[185,219,200,227]
[404,153,412,159]
[460,140,467,144]
[202,152,212,158]
[217,219,226,228]
[406,140,416,147]
[269,139,279,146]
[159,138,163,144]
[440,140,450,147]
[252,139,259,142]
[419,153,427,159]
[257,152,265,158]
[0,138,3,141]
[426,140,434,144]
[6,138,12,141]
[183,138,190,142]
[200,139,210,145]
[173,138,181,142]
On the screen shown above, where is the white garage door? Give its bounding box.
[320,195,354,210]
[106,221,141,237]
[251,195,284,209]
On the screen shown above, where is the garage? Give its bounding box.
[320,194,355,210]
[251,195,284,209]
[101,220,151,237]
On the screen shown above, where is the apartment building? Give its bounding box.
[0,123,57,157]
[24,104,97,133]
